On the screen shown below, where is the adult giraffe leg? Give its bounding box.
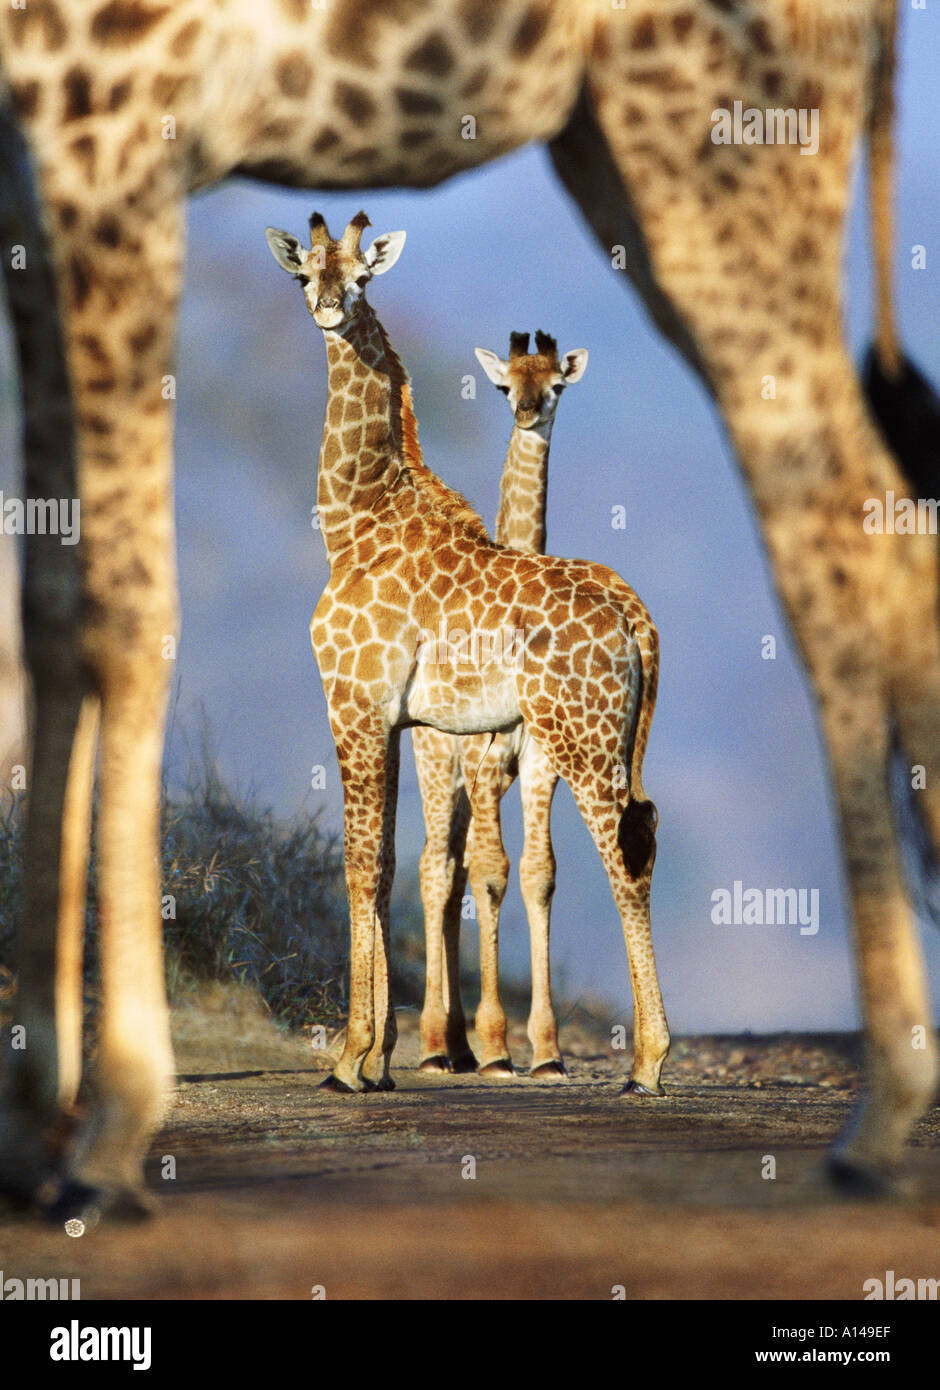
[0,119,96,1204]
[551,18,936,1174]
[51,184,184,1217]
[55,694,100,1112]
[887,535,940,891]
[817,674,936,1188]
[462,741,513,1075]
[0,683,86,1205]
[517,735,563,1077]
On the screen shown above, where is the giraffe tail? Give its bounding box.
[862,0,940,497]
[627,618,658,803]
[890,723,940,930]
[618,619,659,879]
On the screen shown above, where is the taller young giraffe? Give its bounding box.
[0,0,936,1210]
[265,209,667,1102]
[413,331,588,1078]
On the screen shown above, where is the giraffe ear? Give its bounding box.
[363,230,406,276]
[561,349,589,383]
[474,348,508,387]
[265,227,306,274]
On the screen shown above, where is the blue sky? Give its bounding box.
[164,9,940,1031]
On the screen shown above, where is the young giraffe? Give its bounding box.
[263,209,667,1102]
[0,0,936,1212]
[413,331,588,1078]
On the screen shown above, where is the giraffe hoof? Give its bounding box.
[479,1059,515,1078]
[620,1078,665,1098]
[826,1154,898,1200]
[319,1073,359,1094]
[363,1076,396,1092]
[531,1059,568,1080]
[450,1051,479,1074]
[46,1178,154,1227]
[419,1055,452,1073]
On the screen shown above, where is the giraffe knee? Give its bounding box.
[470,850,509,905]
[520,852,556,907]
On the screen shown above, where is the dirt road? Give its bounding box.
[1,991,938,1299]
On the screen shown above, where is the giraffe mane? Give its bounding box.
[374,318,489,543]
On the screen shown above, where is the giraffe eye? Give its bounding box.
[294,273,310,286]
[355,275,369,289]
[498,385,510,395]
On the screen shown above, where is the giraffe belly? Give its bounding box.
[403,662,522,737]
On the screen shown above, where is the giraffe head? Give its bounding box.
[474,331,588,431]
[264,211,406,331]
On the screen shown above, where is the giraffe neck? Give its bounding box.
[494,421,553,554]
[318,301,487,566]
[317,301,413,565]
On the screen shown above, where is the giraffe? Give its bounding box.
[264,209,667,1103]
[413,330,588,1077]
[0,0,936,1213]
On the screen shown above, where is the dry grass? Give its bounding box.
[0,729,433,1034]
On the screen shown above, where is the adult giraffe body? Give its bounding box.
[0,0,936,1211]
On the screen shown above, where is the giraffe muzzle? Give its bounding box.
[314,297,346,329]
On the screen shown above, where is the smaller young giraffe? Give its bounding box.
[413,331,588,1077]
[265,211,668,1097]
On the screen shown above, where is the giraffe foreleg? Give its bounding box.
[325,712,397,1094]
[463,740,513,1075]
[361,729,400,1091]
[413,727,475,1072]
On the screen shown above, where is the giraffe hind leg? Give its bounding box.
[517,735,563,1078]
